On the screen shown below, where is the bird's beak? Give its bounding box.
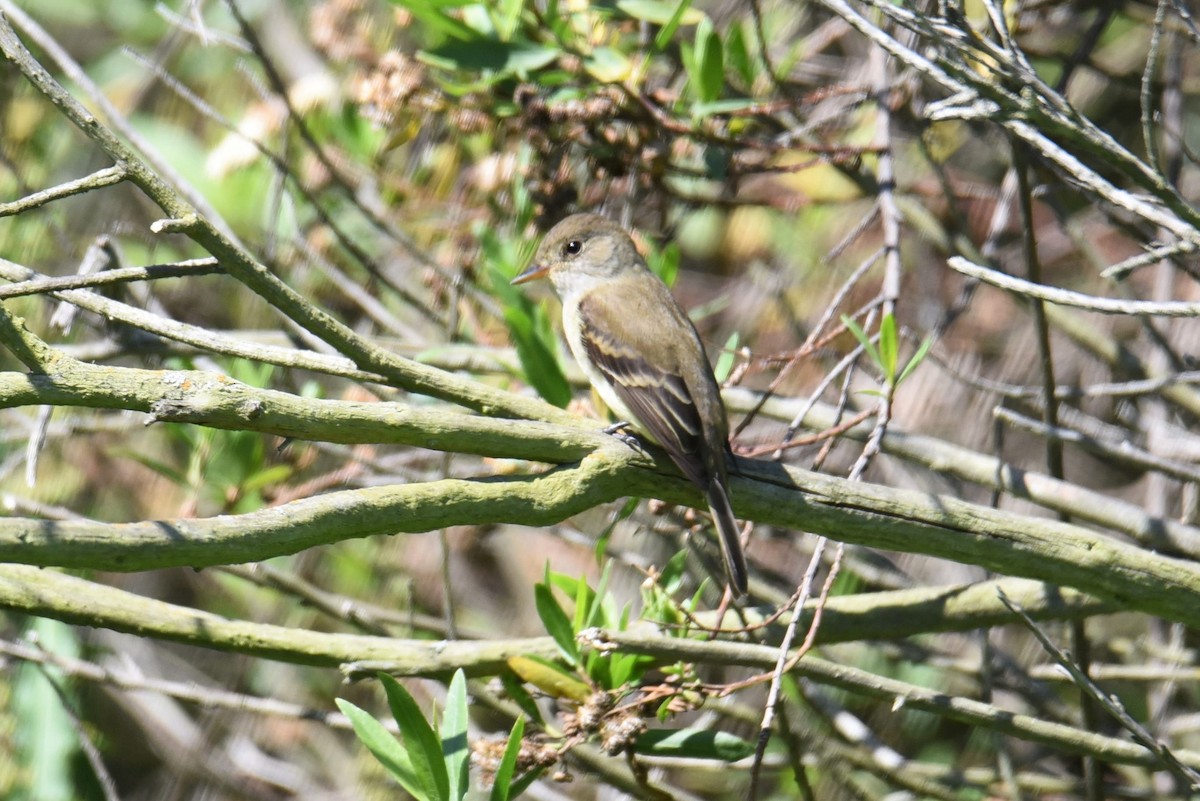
[511,262,549,285]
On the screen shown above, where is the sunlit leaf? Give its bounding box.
[499,671,545,726]
[534,582,579,664]
[488,716,526,801]
[897,333,934,386]
[634,728,755,761]
[336,698,424,797]
[725,22,755,87]
[878,313,899,383]
[714,331,739,383]
[584,47,632,82]
[694,19,724,103]
[441,670,470,801]
[507,655,591,702]
[391,0,477,41]
[618,0,704,25]
[503,303,573,408]
[842,315,881,371]
[380,673,450,801]
[691,98,760,117]
[422,40,559,75]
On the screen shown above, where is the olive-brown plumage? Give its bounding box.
[512,213,748,596]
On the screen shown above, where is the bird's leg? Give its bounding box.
[603,421,648,455]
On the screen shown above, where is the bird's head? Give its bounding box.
[511,213,644,299]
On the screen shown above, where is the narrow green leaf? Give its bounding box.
[680,40,699,98]
[658,0,698,50]
[497,0,524,40]
[584,646,612,689]
[15,620,78,801]
[725,22,755,87]
[691,97,761,117]
[499,671,545,726]
[462,4,496,35]
[396,1,478,41]
[618,0,702,26]
[489,717,526,801]
[897,334,935,386]
[509,761,546,799]
[336,698,424,797]
[658,549,690,595]
[503,304,572,408]
[442,670,470,801]
[380,674,451,801]
[534,584,579,665]
[389,0,476,8]
[878,313,899,383]
[634,728,755,761]
[422,40,559,75]
[240,464,293,494]
[547,571,581,600]
[110,448,188,485]
[841,315,881,370]
[694,19,724,103]
[586,561,614,629]
[573,574,590,635]
[713,331,739,383]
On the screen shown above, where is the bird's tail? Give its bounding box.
[706,477,749,597]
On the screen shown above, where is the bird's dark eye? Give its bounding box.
[563,240,583,257]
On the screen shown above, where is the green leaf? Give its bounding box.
[646,242,680,286]
[534,582,579,664]
[584,47,631,82]
[336,698,424,797]
[497,0,524,40]
[392,0,478,41]
[442,670,470,801]
[694,19,724,103]
[573,574,591,635]
[489,717,526,801]
[240,464,293,494]
[595,497,640,565]
[725,22,755,87]
[507,655,591,702]
[634,728,755,761]
[841,315,881,371]
[380,673,451,801]
[15,619,78,801]
[713,331,739,383]
[508,755,545,800]
[659,549,690,595]
[503,303,572,408]
[586,561,614,629]
[659,0,699,51]
[618,0,702,26]
[422,40,559,75]
[608,651,654,687]
[499,671,545,726]
[110,447,188,486]
[691,98,761,118]
[878,313,899,383]
[617,0,705,51]
[389,0,477,8]
[897,333,934,386]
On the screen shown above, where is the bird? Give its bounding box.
[511,213,749,597]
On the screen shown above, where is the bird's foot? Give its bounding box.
[604,421,647,455]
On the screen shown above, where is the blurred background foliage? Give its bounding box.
[2,0,1200,798]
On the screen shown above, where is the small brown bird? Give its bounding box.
[512,213,749,596]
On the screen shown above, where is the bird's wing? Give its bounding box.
[576,288,710,488]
